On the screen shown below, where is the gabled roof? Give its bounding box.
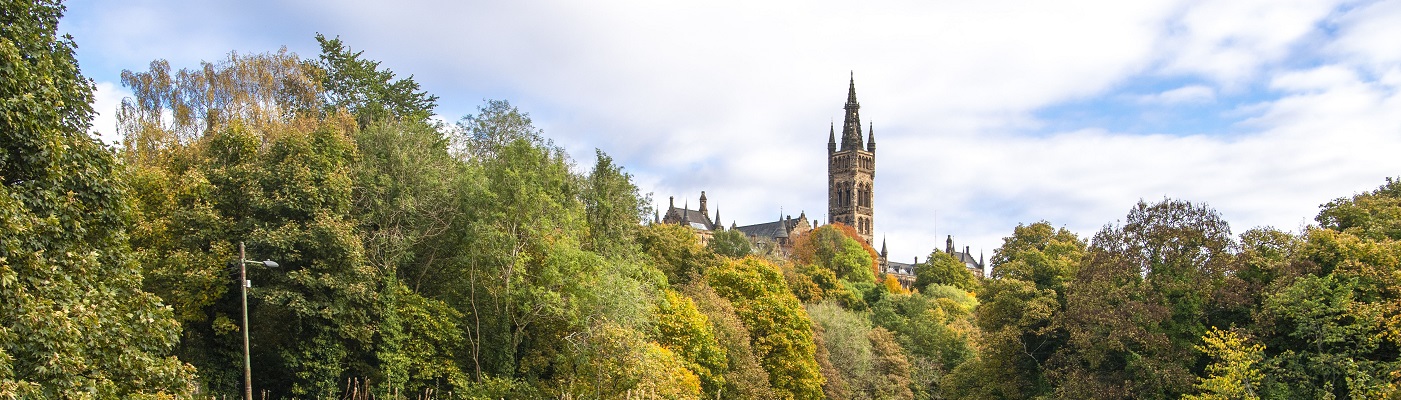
[885,260,916,276]
[663,207,715,230]
[734,219,790,239]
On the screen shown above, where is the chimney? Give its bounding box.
[699,191,708,216]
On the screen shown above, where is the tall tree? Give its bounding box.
[707,257,825,399]
[949,222,1084,399]
[315,34,438,125]
[1051,199,1235,399]
[915,250,977,293]
[0,1,196,396]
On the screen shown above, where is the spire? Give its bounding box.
[867,121,876,153]
[880,237,888,258]
[840,72,864,151]
[683,199,689,223]
[653,210,660,224]
[714,207,721,230]
[828,121,836,154]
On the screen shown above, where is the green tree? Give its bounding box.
[583,150,648,258]
[653,290,729,397]
[868,327,915,400]
[807,302,872,399]
[315,33,438,125]
[1051,199,1235,400]
[678,281,778,399]
[915,250,977,293]
[870,291,975,398]
[0,1,197,396]
[639,223,717,285]
[709,228,753,258]
[707,257,825,399]
[952,222,1084,399]
[793,224,877,284]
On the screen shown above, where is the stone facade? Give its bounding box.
[828,74,876,245]
[656,191,723,245]
[877,235,986,290]
[734,212,812,256]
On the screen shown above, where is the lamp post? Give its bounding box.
[239,241,278,400]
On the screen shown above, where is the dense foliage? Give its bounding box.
[7,1,1401,397]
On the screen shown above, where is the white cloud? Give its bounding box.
[1157,0,1344,87]
[1138,85,1217,104]
[57,0,1401,262]
[87,81,130,147]
[1330,0,1401,72]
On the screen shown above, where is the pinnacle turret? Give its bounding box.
[828,122,837,154]
[840,72,864,151]
[867,122,876,153]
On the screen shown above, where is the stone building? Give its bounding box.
[822,74,985,288]
[877,235,986,290]
[944,235,986,279]
[879,239,918,288]
[828,73,877,245]
[655,191,723,245]
[734,212,812,255]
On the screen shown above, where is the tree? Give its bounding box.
[653,290,729,398]
[706,257,825,399]
[709,228,753,258]
[915,250,977,293]
[868,327,915,400]
[988,222,1085,296]
[1051,199,1235,400]
[793,224,877,283]
[678,281,778,399]
[807,302,872,399]
[952,222,1084,399]
[870,291,975,398]
[0,1,196,396]
[584,150,649,258]
[315,34,438,125]
[1184,328,1264,400]
[639,223,717,285]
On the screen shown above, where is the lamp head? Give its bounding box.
[262,260,279,268]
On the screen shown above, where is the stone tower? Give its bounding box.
[828,73,876,244]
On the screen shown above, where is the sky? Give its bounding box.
[61,0,1401,264]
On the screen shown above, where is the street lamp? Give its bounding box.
[239,241,277,400]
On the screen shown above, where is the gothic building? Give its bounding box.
[734,212,812,255]
[655,191,723,245]
[828,73,876,245]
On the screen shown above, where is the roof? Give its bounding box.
[952,251,983,270]
[885,260,916,276]
[663,207,715,230]
[734,219,790,239]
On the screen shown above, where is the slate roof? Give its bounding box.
[664,207,715,230]
[734,220,790,239]
[885,260,916,276]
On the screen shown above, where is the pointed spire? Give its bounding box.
[828,121,837,154]
[714,207,721,230]
[654,209,660,224]
[683,199,689,223]
[847,71,858,105]
[840,72,864,151]
[867,121,876,153]
[880,237,888,258]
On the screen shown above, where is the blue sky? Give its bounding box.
[62,0,1401,263]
